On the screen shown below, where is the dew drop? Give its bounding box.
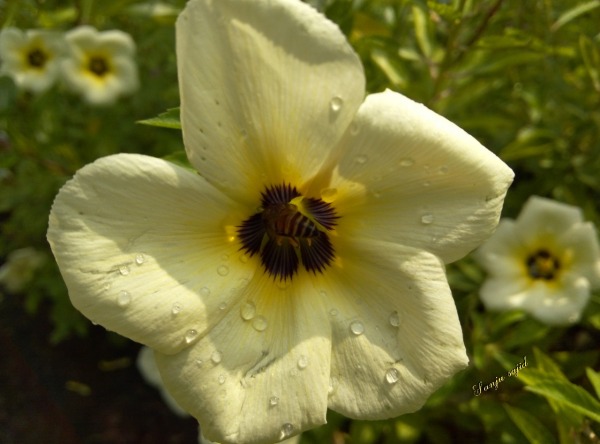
[349,122,359,135]
[329,308,338,317]
[171,302,182,315]
[200,287,211,297]
[118,265,130,276]
[240,302,256,321]
[239,253,249,263]
[135,253,145,265]
[389,311,401,327]
[252,316,267,332]
[211,350,222,364]
[297,355,308,370]
[354,154,368,164]
[399,158,414,167]
[330,96,343,113]
[279,423,295,441]
[439,165,449,174]
[218,301,227,311]
[328,377,338,395]
[420,213,434,225]
[269,396,279,407]
[385,367,400,385]
[184,329,198,344]
[116,290,131,307]
[218,374,226,384]
[350,320,365,336]
[195,359,204,368]
[217,264,229,276]
[423,181,431,187]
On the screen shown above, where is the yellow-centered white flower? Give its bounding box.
[47,0,514,443]
[0,28,66,93]
[61,26,138,105]
[475,196,600,325]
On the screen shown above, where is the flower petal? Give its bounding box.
[329,90,513,263]
[319,237,468,419]
[155,272,331,444]
[47,154,256,354]
[557,222,600,288]
[176,0,365,204]
[514,196,583,241]
[474,220,526,277]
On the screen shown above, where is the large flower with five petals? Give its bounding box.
[475,196,600,325]
[47,0,513,443]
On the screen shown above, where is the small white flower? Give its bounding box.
[61,26,138,105]
[47,0,513,442]
[0,247,46,293]
[475,196,600,325]
[0,28,66,93]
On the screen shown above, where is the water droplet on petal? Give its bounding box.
[135,253,145,265]
[217,265,229,276]
[211,350,222,364]
[329,308,338,317]
[350,321,364,336]
[349,122,359,135]
[400,158,414,167]
[297,355,308,370]
[118,265,130,276]
[389,311,401,327]
[239,253,249,263]
[252,316,267,332]
[195,359,204,368]
[218,301,227,311]
[354,154,368,164]
[330,96,343,113]
[423,181,431,187]
[116,290,131,307]
[328,377,338,395]
[184,329,198,344]
[172,302,182,315]
[240,302,256,321]
[200,287,210,297]
[439,165,449,174]
[420,213,434,224]
[269,396,279,407]
[218,374,226,384]
[279,423,295,441]
[385,367,400,384]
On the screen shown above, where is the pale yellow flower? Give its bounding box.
[47,0,513,443]
[0,247,46,293]
[475,196,600,325]
[0,28,66,93]
[61,26,138,105]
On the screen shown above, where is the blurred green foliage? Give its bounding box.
[1,0,599,443]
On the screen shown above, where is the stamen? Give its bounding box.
[89,56,110,77]
[237,184,338,280]
[526,249,560,280]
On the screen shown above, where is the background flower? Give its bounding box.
[475,196,600,325]
[0,28,66,93]
[61,26,138,105]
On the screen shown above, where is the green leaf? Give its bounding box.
[551,0,600,32]
[504,404,557,444]
[586,367,600,399]
[579,35,600,92]
[162,150,193,170]
[523,371,600,423]
[137,107,181,129]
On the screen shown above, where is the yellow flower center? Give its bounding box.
[526,248,560,280]
[237,183,338,281]
[27,48,48,69]
[88,56,110,77]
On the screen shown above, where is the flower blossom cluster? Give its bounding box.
[0,26,138,105]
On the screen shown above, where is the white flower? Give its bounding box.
[0,247,46,293]
[475,196,600,325]
[137,346,190,417]
[47,0,513,443]
[61,26,138,105]
[0,28,66,93]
